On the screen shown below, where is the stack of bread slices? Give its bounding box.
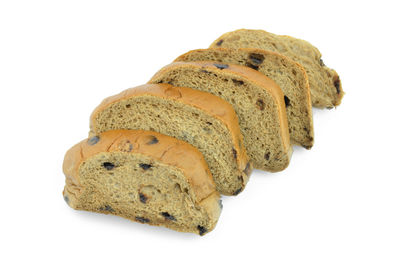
[63,29,343,236]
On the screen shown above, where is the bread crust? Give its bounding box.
[63,130,217,203]
[89,83,251,187]
[174,48,314,148]
[149,62,291,162]
[210,29,344,108]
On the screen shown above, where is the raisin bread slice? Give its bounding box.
[63,130,221,236]
[148,62,292,172]
[90,84,251,196]
[175,48,314,149]
[210,29,344,108]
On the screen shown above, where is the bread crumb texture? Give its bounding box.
[149,62,292,172]
[63,130,222,236]
[175,48,314,148]
[89,84,252,195]
[210,29,344,108]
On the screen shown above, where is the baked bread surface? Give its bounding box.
[149,61,292,172]
[90,83,252,195]
[210,29,344,108]
[63,129,221,235]
[175,48,314,148]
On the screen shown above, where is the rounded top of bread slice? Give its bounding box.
[210,28,344,108]
[149,62,291,157]
[89,83,249,176]
[63,129,216,202]
[174,48,314,148]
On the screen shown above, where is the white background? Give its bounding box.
[1,0,399,264]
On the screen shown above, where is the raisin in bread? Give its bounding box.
[210,29,344,108]
[175,48,314,149]
[148,62,292,172]
[63,130,221,236]
[89,84,251,196]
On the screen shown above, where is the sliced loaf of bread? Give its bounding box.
[175,48,314,149]
[89,84,251,196]
[210,29,344,108]
[148,62,292,172]
[63,130,221,236]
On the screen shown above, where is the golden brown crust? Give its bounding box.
[210,29,343,108]
[174,48,314,148]
[174,47,311,100]
[89,83,250,184]
[198,191,221,231]
[149,62,291,157]
[63,130,217,203]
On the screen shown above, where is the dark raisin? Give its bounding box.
[156,80,164,84]
[284,96,291,107]
[302,144,312,150]
[200,69,212,74]
[206,121,213,125]
[256,99,265,110]
[161,212,176,221]
[135,216,150,223]
[249,53,265,65]
[243,162,252,176]
[218,200,223,210]
[87,136,100,145]
[232,148,237,159]
[139,193,147,203]
[232,79,244,85]
[105,205,114,212]
[214,63,229,70]
[63,195,69,204]
[216,39,224,46]
[319,58,325,66]
[197,225,207,236]
[245,62,259,70]
[303,127,310,134]
[103,162,115,170]
[233,187,243,196]
[125,104,131,108]
[264,152,270,160]
[334,77,341,94]
[99,205,114,212]
[147,136,159,145]
[139,163,152,170]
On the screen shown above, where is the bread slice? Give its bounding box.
[210,29,344,108]
[89,84,251,196]
[63,130,221,236]
[175,48,314,149]
[148,62,292,172]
